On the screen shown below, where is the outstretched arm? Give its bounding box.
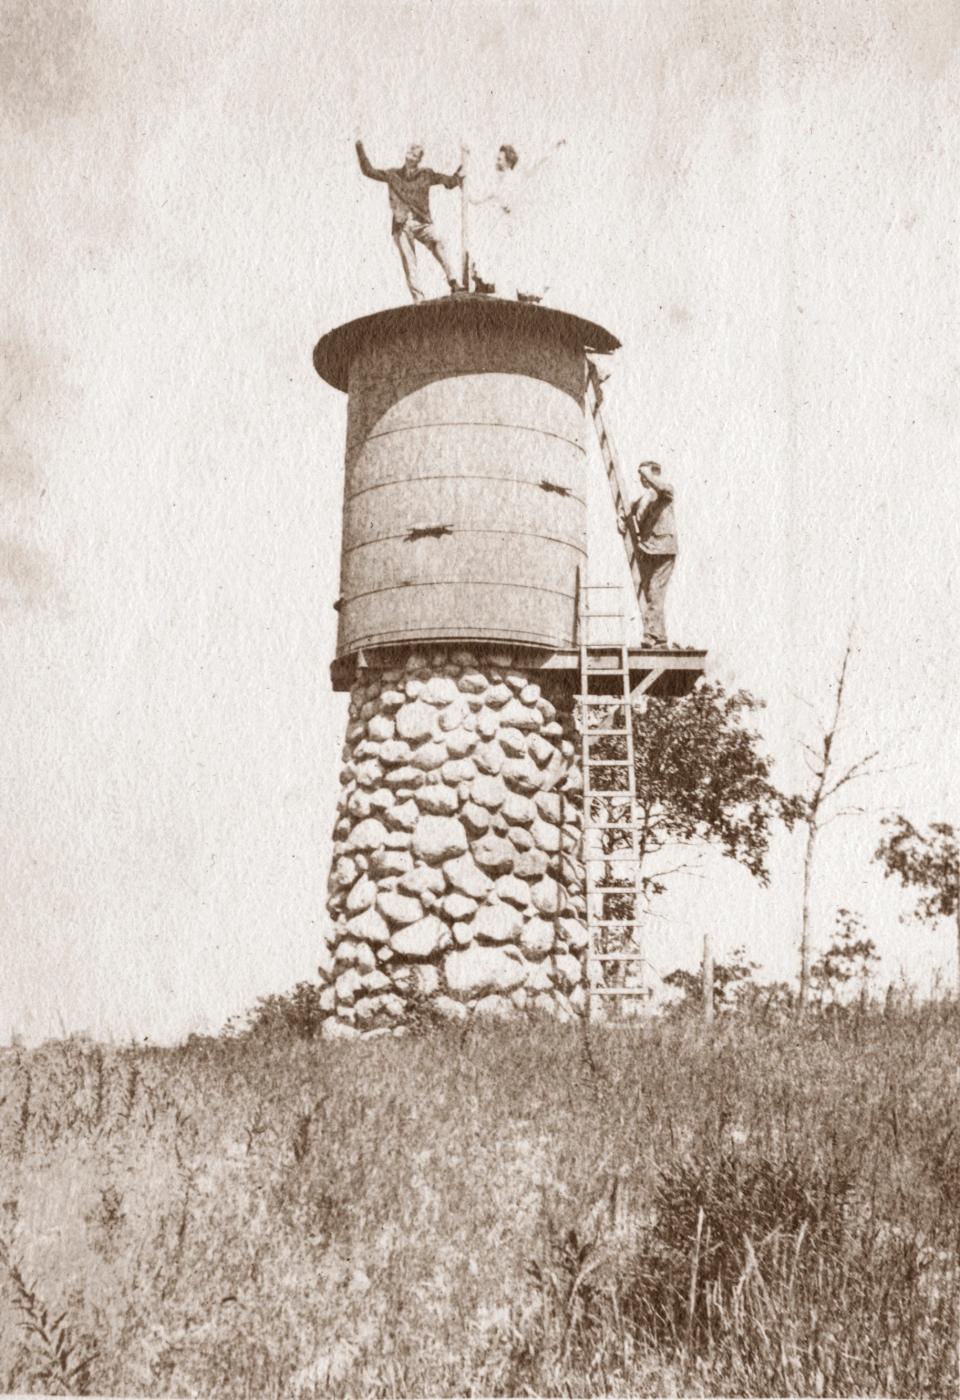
[430,164,464,189]
[525,137,567,179]
[467,189,510,211]
[355,139,388,182]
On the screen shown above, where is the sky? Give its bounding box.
[2,0,958,1042]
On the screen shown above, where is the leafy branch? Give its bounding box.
[0,1240,97,1395]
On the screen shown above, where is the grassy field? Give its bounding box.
[0,1003,957,1397]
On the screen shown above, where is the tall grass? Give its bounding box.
[0,1002,957,1396]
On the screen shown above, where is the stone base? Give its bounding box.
[321,647,587,1035]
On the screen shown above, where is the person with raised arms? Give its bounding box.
[355,133,464,302]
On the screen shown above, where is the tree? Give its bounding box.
[875,816,959,993]
[810,907,879,1007]
[581,681,794,1003]
[793,633,883,1012]
[625,680,794,890]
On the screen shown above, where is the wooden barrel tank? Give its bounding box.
[313,298,619,657]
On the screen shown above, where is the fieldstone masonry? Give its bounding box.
[320,647,588,1038]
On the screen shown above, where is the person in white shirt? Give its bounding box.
[467,139,566,300]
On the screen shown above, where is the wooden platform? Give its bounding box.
[330,645,707,699]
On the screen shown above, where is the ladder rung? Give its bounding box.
[590,987,647,997]
[588,822,643,830]
[591,953,645,962]
[586,759,631,767]
[591,918,644,928]
[578,696,631,705]
[585,727,629,736]
[585,853,637,863]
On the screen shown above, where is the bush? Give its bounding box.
[225,980,328,1040]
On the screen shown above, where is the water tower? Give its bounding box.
[312,296,705,1038]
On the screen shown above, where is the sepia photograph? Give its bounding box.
[2,0,958,1394]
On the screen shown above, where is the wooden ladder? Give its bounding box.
[577,581,648,1019]
[585,358,645,608]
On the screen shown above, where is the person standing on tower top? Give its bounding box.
[354,133,464,302]
[467,138,566,300]
[621,461,678,648]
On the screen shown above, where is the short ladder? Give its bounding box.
[577,582,648,1019]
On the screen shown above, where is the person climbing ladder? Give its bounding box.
[621,461,678,648]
